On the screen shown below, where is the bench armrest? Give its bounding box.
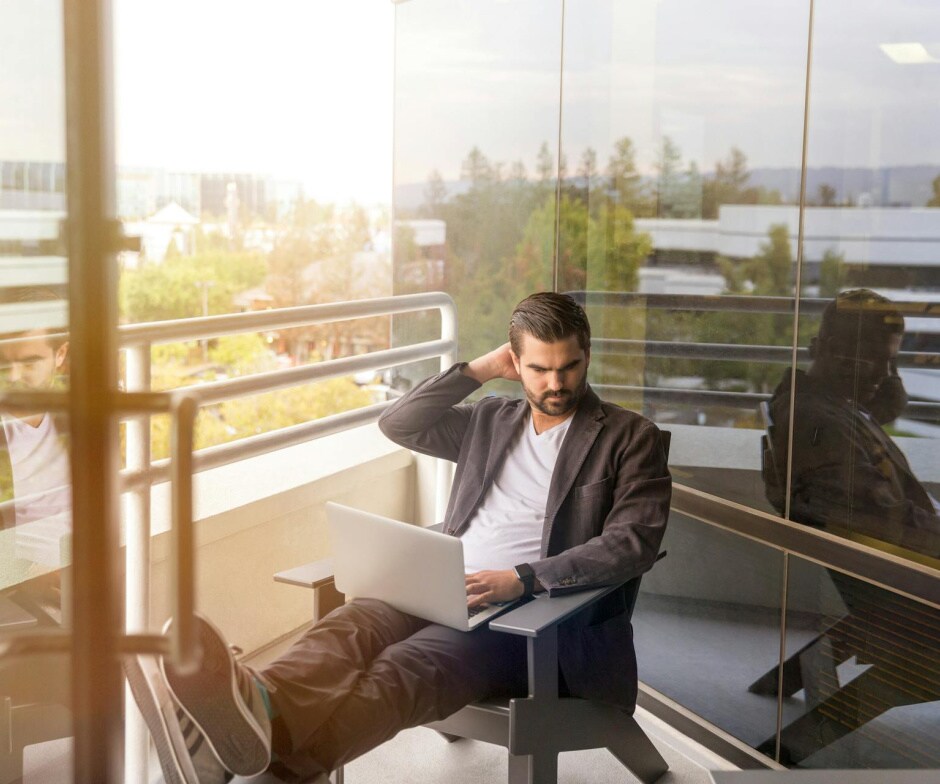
[274,559,335,589]
[488,584,621,638]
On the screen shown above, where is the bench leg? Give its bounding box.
[508,751,557,784]
[606,715,668,784]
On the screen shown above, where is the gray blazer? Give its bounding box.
[378,364,671,711]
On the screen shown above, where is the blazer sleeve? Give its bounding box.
[531,421,672,595]
[378,363,482,463]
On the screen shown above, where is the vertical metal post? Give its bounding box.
[170,395,199,673]
[62,0,122,780]
[124,343,152,784]
[435,302,458,519]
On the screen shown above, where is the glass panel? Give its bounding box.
[633,512,785,749]
[0,0,73,780]
[780,557,940,768]
[393,0,562,386]
[113,4,397,780]
[559,0,810,514]
[777,0,940,564]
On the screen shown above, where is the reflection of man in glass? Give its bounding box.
[765,288,940,557]
[0,289,71,610]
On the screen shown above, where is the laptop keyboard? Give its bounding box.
[467,604,488,619]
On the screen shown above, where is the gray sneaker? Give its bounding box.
[161,614,272,777]
[124,653,230,784]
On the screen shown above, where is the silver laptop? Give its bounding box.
[327,502,519,631]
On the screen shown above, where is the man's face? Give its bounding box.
[820,330,901,405]
[510,333,590,418]
[0,331,68,391]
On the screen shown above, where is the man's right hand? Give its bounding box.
[462,342,521,385]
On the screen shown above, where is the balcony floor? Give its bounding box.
[340,715,718,784]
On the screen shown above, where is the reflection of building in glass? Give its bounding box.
[638,205,940,287]
[114,167,302,221]
[393,219,446,291]
[0,161,66,212]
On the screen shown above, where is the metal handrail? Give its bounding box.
[115,291,456,665]
[118,292,455,345]
[569,290,940,318]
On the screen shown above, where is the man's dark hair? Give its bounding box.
[509,292,591,355]
[817,288,904,348]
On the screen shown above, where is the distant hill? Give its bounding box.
[748,165,940,207]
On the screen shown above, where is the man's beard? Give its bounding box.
[524,375,587,417]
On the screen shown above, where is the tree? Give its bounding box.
[148,377,373,460]
[818,248,847,297]
[578,148,598,182]
[461,146,493,187]
[120,250,266,324]
[817,183,837,207]
[536,142,554,184]
[928,174,940,207]
[508,161,528,184]
[707,224,796,392]
[607,137,649,216]
[654,136,684,218]
[424,169,447,218]
[675,160,704,219]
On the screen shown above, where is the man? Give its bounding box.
[763,288,940,557]
[758,290,940,765]
[0,289,71,610]
[130,292,671,783]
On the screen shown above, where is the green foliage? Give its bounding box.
[701,147,783,219]
[208,334,273,376]
[928,174,940,207]
[817,183,837,207]
[149,377,373,460]
[606,137,651,216]
[121,250,266,323]
[818,248,847,297]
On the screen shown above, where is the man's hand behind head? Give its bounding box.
[463,342,521,385]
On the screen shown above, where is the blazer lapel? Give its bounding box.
[541,388,604,553]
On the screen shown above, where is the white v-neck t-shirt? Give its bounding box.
[2,414,72,566]
[461,413,572,573]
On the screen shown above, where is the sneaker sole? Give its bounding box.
[124,655,197,784]
[162,615,270,776]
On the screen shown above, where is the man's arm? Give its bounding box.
[381,344,534,606]
[529,422,671,595]
[378,343,521,463]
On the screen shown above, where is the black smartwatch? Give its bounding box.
[513,563,536,597]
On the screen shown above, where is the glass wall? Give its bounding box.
[779,558,940,768]
[394,0,940,769]
[0,1,73,780]
[392,0,563,388]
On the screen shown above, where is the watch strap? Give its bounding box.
[513,563,536,597]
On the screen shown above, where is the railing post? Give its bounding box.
[436,300,458,520]
[123,343,153,784]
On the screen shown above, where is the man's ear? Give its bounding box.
[54,341,69,372]
[510,348,521,375]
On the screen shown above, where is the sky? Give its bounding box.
[0,0,395,206]
[394,0,940,185]
[3,0,940,205]
[113,0,395,205]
